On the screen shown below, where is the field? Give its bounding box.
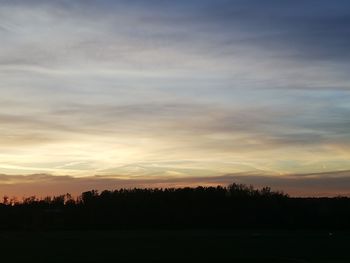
[0,229,348,262]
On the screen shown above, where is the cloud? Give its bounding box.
[0,1,349,180]
[0,100,349,176]
[1,0,350,89]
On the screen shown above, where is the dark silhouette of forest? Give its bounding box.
[0,183,349,230]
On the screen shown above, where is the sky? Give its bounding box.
[0,0,350,197]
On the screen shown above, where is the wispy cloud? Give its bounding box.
[0,1,349,190]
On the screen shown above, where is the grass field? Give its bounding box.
[0,229,348,262]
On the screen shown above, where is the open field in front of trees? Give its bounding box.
[0,229,349,263]
[1,184,349,262]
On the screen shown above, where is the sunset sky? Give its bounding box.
[1,0,350,197]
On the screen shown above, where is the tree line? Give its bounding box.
[0,183,349,230]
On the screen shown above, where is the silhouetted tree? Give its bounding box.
[0,183,348,230]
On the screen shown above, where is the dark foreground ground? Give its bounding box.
[0,229,349,262]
